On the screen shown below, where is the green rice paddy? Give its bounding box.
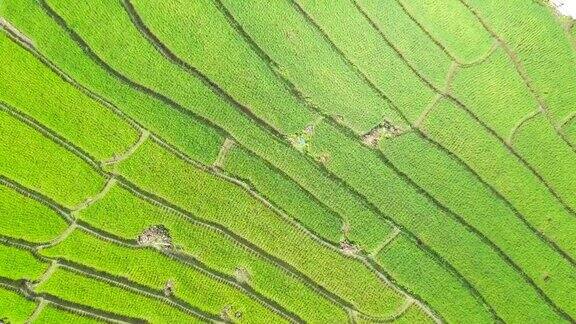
[1,0,575,323]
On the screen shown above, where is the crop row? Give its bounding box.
[78,182,350,323]
[0,180,68,243]
[224,0,576,318]
[422,99,576,262]
[115,138,407,317]
[126,0,315,136]
[291,0,436,123]
[113,4,536,322]
[117,0,405,251]
[380,128,576,316]
[0,180,279,322]
[380,0,576,223]
[512,115,576,213]
[397,0,493,64]
[305,119,572,322]
[0,29,139,161]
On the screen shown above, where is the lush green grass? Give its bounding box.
[376,235,491,323]
[295,0,436,123]
[380,131,576,316]
[0,109,104,208]
[0,32,138,161]
[131,0,316,136]
[0,244,47,280]
[306,120,566,322]
[514,115,576,212]
[0,184,67,243]
[79,183,349,323]
[451,48,539,138]
[218,0,406,133]
[1,0,224,166]
[224,146,344,243]
[0,287,37,323]
[34,304,103,324]
[462,0,576,123]
[33,0,400,255]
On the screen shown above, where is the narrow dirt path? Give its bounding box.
[213,138,235,169]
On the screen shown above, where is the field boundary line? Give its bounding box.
[25,298,47,324]
[31,1,520,322]
[0,175,73,224]
[101,129,150,168]
[31,260,59,290]
[393,0,461,63]
[458,40,500,68]
[0,100,101,172]
[507,109,544,146]
[35,222,77,251]
[450,1,576,215]
[1,233,221,323]
[57,258,222,323]
[560,111,576,131]
[0,24,359,318]
[413,60,457,128]
[0,17,34,47]
[72,177,117,214]
[208,2,499,320]
[381,0,576,217]
[370,228,401,258]
[119,2,436,318]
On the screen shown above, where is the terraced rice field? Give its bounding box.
[1,0,575,323]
